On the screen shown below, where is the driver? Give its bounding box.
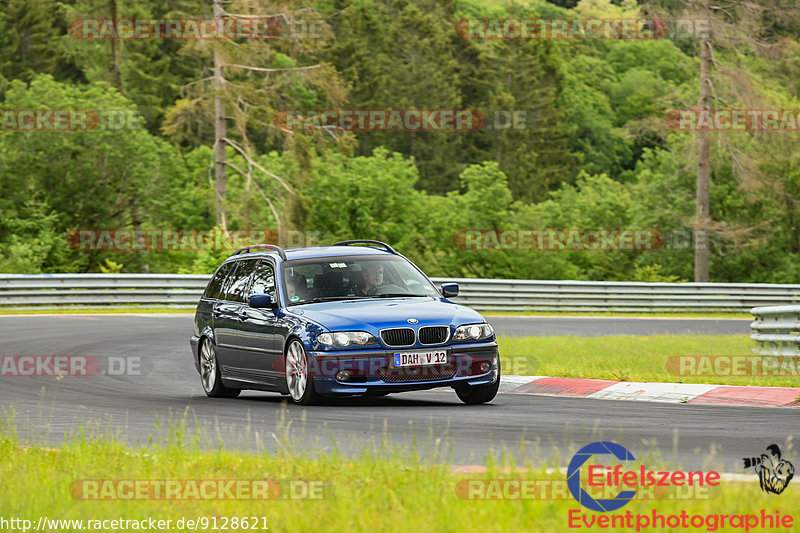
[286,277,303,301]
[361,262,384,295]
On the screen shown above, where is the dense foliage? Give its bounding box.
[1,0,798,281]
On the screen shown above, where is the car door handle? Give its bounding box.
[212,308,223,318]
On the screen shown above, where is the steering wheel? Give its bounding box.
[373,284,407,295]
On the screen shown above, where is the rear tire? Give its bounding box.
[199,338,240,398]
[455,362,500,405]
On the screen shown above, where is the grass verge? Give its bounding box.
[497,335,800,388]
[1,416,796,533]
[481,310,753,319]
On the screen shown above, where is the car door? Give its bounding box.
[205,262,237,372]
[237,259,282,388]
[213,259,257,374]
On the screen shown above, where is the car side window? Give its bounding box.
[250,261,276,299]
[225,259,258,303]
[204,262,233,300]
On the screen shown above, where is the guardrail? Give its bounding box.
[0,274,207,308]
[750,305,800,355]
[439,278,800,312]
[2,274,800,312]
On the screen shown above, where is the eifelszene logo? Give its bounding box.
[743,444,794,495]
[567,441,637,512]
[566,441,720,512]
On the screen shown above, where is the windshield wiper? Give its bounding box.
[371,293,429,298]
[306,296,370,303]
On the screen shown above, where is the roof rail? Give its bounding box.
[230,244,287,261]
[332,240,397,254]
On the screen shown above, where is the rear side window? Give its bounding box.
[224,259,258,302]
[250,261,276,299]
[204,262,234,300]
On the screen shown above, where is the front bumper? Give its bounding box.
[307,342,499,395]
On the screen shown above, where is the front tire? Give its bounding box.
[199,338,240,398]
[285,339,322,405]
[455,362,500,405]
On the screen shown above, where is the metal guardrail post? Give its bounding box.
[750,305,800,355]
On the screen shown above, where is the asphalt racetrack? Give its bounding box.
[0,314,783,472]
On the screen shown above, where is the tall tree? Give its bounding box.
[213,0,228,232]
[695,0,712,281]
[60,0,208,132]
[326,0,467,193]
[163,0,346,240]
[646,0,800,281]
[0,0,78,94]
[0,75,189,273]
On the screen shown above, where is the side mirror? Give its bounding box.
[441,283,459,298]
[249,294,277,309]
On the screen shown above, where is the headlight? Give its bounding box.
[317,331,378,347]
[453,323,494,341]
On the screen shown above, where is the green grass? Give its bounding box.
[481,310,753,318]
[498,335,800,388]
[1,412,796,533]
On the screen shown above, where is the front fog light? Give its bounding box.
[479,361,491,373]
[336,370,352,381]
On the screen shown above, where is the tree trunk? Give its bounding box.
[695,3,712,282]
[213,0,228,232]
[109,0,122,90]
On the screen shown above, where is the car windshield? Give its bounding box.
[281,255,439,305]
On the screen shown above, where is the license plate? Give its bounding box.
[393,351,448,367]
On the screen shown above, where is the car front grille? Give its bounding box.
[380,328,415,347]
[378,363,458,383]
[418,326,449,345]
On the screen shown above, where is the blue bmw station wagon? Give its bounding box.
[190,241,500,405]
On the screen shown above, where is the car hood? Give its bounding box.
[288,297,485,331]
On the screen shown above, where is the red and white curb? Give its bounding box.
[502,375,800,408]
